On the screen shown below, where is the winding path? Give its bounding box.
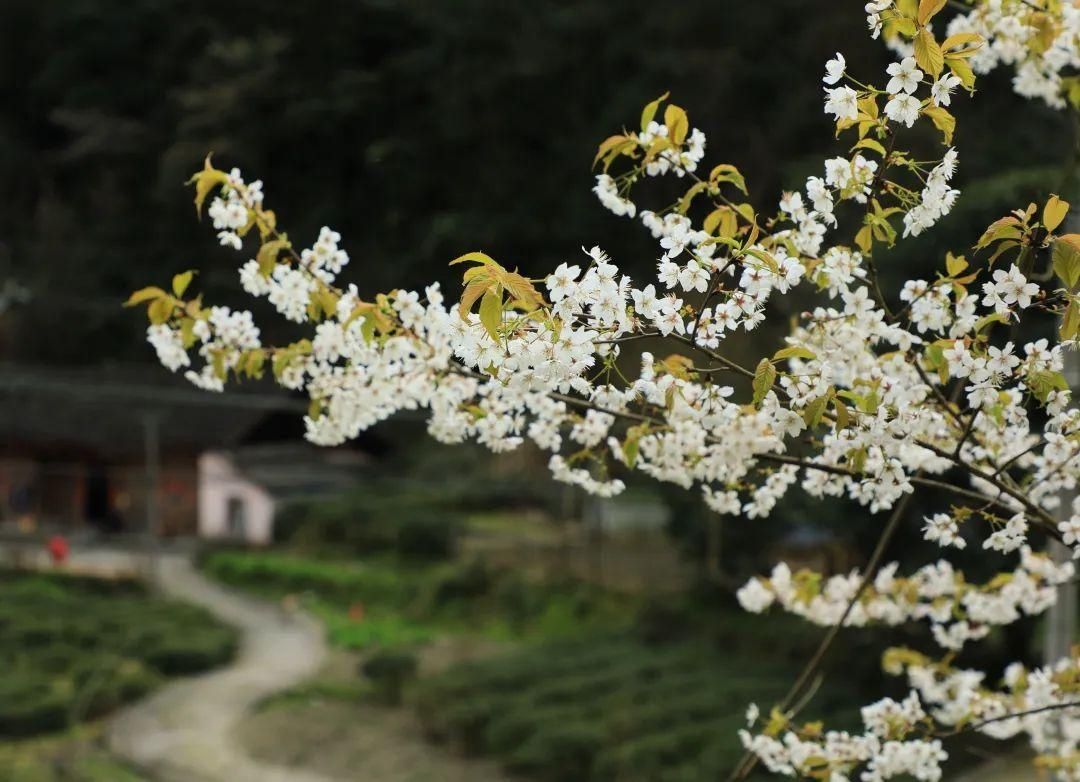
[108,554,332,782]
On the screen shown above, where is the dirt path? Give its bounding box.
[107,554,333,782]
[235,637,513,782]
[238,699,510,782]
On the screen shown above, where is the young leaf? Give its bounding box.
[945,252,968,277]
[664,104,689,146]
[478,288,503,341]
[914,28,945,76]
[855,224,874,254]
[801,394,830,428]
[1053,234,1080,290]
[147,297,173,325]
[709,164,747,194]
[941,32,983,53]
[946,56,976,90]
[450,250,498,267]
[1044,194,1070,232]
[917,0,947,26]
[172,270,195,298]
[773,345,816,362]
[752,358,777,407]
[832,397,852,429]
[921,105,955,144]
[187,155,229,216]
[593,134,634,170]
[1061,300,1080,341]
[124,286,167,307]
[851,138,887,157]
[640,91,670,132]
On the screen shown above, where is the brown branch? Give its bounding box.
[726,490,917,781]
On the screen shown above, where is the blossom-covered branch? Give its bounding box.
[129,0,1080,778]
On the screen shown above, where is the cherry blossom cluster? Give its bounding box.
[739,690,948,781]
[946,0,1080,108]
[886,647,1080,779]
[737,547,1074,651]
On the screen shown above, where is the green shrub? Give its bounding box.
[428,560,493,607]
[271,489,463,560]
[360,650,419,704]
[0,572,235,738]
[143,630,237,675]
[202,551,411,606]
[505,722,605,781]
[634,600,695,646]
[395,512,459,560]
[0,680,71,737]
[414,634,868,782]
[590,720,732,782]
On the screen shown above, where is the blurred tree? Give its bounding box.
[0,0,892,361]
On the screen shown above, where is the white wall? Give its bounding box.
[197,451,275,545]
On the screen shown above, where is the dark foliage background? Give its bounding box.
[1,0,1071,363]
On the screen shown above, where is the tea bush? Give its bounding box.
[412,637,857,782]
[0,570,237,737]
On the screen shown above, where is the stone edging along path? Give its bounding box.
[107,554,333,782]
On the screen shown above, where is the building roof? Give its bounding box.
[0,363,307,461]
[220,441,370,501]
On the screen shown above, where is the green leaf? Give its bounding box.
[917,0,947,25]
[773,345,816,362]
[945,252,968,277]
[257,238,290,276]
[172,270,195,298]
[478,288,503,341]
[187,155,229,216]
[677,181,709,215]
[593,134,636,170]
[924,340,950,383]
[914,28,945,76]
[855,224,874,253]
[1027,369,1069,403]
[211,350,226,381]
[709,164,747,194]
[1062,300,1080,341]
[802,394,829,428]
[147,298,173,325]
[744,248,779,275]
[1044,194,1070,232]
[244,349,266,378]
[450,250,499,267]
[124,286,167,307]
[704,207,738,238]
[946,56,976,90]
[974,311,1007,333]
[664,104,689,146]
[921,105,955,145]
[851,138,887,157]
[975,216,1022,250]
[752,357,777,407]
[832,397,851,429]
[621,423,649,468]
[892,17,917,38]
[1053,234,1080,290]
[640,91,670,132]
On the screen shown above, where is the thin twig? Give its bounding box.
[726,491,917,782]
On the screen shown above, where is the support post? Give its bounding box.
[142,412,161,585]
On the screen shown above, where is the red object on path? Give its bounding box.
[47,535,69,565]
